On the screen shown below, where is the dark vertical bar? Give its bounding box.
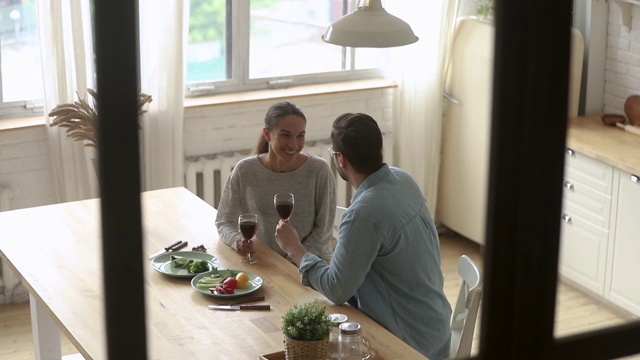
[479,0,572,358]
[553,322,640,359]
[93,1,147,359]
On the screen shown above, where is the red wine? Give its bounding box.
[239,220,257,239]
[275,202,293,220]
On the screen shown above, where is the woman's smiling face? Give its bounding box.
[266,114,306,162]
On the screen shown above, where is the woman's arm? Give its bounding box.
[299,159,336,263]
[215,168,244,250]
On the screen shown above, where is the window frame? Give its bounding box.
[479,0,640,359]
[185,0,388,98]
[0,1,45,119]
[80,0,640,358]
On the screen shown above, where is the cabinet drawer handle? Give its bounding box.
[565,148,575,156]
[564,181,574,190]
[562,213,572,223]
[631,175,639,183]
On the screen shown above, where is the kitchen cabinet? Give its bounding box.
[559,147,640,316]
[559,149,613,295]
[560,115,640,316]
[607,169,640,315]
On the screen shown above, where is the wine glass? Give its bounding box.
[274,193,295,222]
[238,214,258,264]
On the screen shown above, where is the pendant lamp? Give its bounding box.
[322,0,418,48]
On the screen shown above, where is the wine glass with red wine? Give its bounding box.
[238,214,258,264]
[274,193,294,222]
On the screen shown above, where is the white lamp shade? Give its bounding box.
[322,1,418,48]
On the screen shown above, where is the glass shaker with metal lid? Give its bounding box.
[327,313,348,359]
[339,322,371,360]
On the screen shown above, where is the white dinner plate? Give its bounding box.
[151,251,220,278]
[191,269,263,298]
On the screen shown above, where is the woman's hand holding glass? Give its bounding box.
[234,236,255,256]
[238,214,258,264]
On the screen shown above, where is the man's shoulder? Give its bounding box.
[388,165,411,177]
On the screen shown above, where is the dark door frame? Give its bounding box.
[93,0,640,358]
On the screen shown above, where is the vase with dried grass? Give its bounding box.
[281,301,332,360]
[48,88,153,176]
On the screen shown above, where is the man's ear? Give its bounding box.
[337,153,347,169]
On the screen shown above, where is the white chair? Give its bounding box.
[331,206,347,250]
[449,255,483,359]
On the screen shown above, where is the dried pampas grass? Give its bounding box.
[48,88,153,148]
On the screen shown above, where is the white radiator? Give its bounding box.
[184,140,352,208]
[0,186,27,304]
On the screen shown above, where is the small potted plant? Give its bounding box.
[281,301,332,360]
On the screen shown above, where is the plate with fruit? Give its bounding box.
[151,251,220,278]
[191,269,262,298]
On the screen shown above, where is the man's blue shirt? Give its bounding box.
[299,164,452,360]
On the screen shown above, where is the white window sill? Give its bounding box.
[184,78,397,108]
[0,115,46,131]
[0,79,397,132]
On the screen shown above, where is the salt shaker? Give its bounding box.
[327,313,348,359]
[338,322,371,360]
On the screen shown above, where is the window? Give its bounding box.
[186,0,391,97]
[0,0,44,118]
[0,0,393,120]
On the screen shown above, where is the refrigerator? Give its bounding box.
[437,18,584,245]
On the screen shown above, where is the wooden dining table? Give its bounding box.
[0,187,427,359]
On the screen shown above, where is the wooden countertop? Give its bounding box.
[567,115,640,175]
[0,187,426,360]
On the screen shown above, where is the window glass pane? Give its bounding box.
[458,0,494,19]
[187,0,228,83]
[354,48,390,70]
[0,0,43,102]
[185,0,391,96]
[249,0,343,79]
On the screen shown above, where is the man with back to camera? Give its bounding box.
[275,113,452,359]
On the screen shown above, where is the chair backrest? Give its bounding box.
[449,255,482,359]
[331,206,347,250]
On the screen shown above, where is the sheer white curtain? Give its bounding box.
[388,0,456,214]
[138,0,186,191]
[38,0,97,202]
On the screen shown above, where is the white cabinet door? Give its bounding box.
[608,170,640,316]
[559,149,612,295]
[559,212,608,295]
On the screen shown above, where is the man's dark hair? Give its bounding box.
[331,113,383,175]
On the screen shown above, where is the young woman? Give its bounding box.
[215,101,336,263]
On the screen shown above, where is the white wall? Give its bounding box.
[0,87,395,211]
[184,87,396,158]
[603,2,640,114]
[0,126,56,209]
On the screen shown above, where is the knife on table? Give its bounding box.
[148,241,188,259]
[227,295,265,305]
[208,304,271,311]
